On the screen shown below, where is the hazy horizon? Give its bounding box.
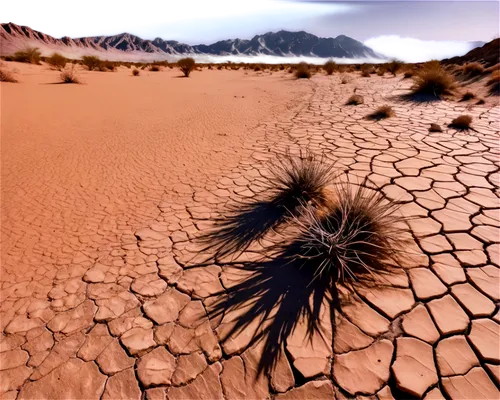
[52,0,500,45]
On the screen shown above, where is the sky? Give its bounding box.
[2,0,499,62]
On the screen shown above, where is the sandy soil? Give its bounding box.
[0,63,499,400]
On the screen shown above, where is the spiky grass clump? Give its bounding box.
[366,105,394,120]
[346,94,364,105]
[486,71,500,95]
[387,59,403,76]
[13,47,41,64]
[82,55,102,71]
[0,68,17,83]
[60,66,80,84]
[265,150,337,213]
[449,115,472,130]
[295,63,311,79]
[410,64,456,99]
[461,91,476,101]
[324,60,336,75]
[292,181,405,287]
[463,62,484,77]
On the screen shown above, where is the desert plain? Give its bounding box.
[0,61,499,399]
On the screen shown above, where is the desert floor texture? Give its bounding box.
[1,63,499,399]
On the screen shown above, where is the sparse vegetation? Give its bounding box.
[410,64,456,99]
[178,57,196,77]
[0,68,17,82]
[387,59,403,76]
[346,94,364,105]
[82,56,102,71]
[132,68,140,76]
[323,60,336,75]
[46,53,67,70]
[149,65,160,72]
[403,70,414,79]
[13,47,41,64]
[449,115,473,130]
[476,98,485,105]
[367,105,394,120]
[340,75,349,84]
[295,62,311,79]
[463,62,485,77]
[429,123,442,132]
[59,66,80,84]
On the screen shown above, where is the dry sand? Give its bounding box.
[1,63,499,399]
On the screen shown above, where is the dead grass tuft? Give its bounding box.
[429,123,442,132]
[486,71,500,95]
[0,67,18,82]
[82,56,102,71]
[410,64,456,99]
[59,66,80,84]
[13,47,41,64]
[449,115,473,130]
[463,62,485,77]
[132,68,140,76]
[323,60,336,75]
[47,53,67,70]
[346,94,364,105]
[295,62,311,79]
[366,105,394,120]
[461,91,476,101]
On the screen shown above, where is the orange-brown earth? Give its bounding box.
[1,63,499,399]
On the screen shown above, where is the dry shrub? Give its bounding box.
[361,70,371,78]
[132,68,140,76]
[346,94,364,105]
[324,60,336,75]
[82,56,102,71]
[403,70,414,79]
[0,68,17,82]
[429,123,442,132]
[461,91,476,101]
[386,59,403,75]
[410,64,456,99]
[367,105,394,120]
[340,75,349,84]
[463,62,485,77]
[449,115,472,130]
[149,65,160,72]
[486,71,500,95]
[476,98,485,105]
[295,62,311,79]
[178,57,195,77]
[291,179,406,287]
[377,67,385,76]
[60,66,80,84]
[13,47,41,64]
[47,53,67,70]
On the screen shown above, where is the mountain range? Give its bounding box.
[0,22,382,61]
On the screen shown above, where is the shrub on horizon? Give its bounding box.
[13,47,41,64]
[82,55,102,71]
[47,53,67,70]
[323,60,336,75]
[178,57,195,77]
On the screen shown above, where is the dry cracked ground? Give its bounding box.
[1,71,499,399]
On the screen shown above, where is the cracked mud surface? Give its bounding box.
[1,66,499,399]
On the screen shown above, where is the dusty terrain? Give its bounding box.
[1,63,499,399]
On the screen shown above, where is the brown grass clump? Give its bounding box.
[367,105,394,120]
[361,70,371,78]
[463,62,485,77]
[13,47,41,64]
[429,123,442,132]
[149,65,160,72]
[132,68,140,76]
[323,60,336,75]
[376,67,385,76]
[486,71,500,95]
[47,53,67,70]
[386,59,403,76]
[461,91,476,101]
[82,56,102,71]
[291,179,406,287]
[178,57,195,77]
[295,62,311,79]
[410,64,456,99]
[340,75,349,84]
[346,94,364,105]
[59,66,80,84]
[0,67,18,82]
[403,70,414,79]
[449,115,472,130]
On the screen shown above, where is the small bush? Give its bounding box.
[295,62,311,79]
[132,68,140,76]
[429,123,442,132]
[461,91,476,101]
[340,75,349,84]
[82,56,102,71]
[346,94,364,105]
[410,64,456,99]
[47,53,67,70]
[387,59,403,76]
[476,98,485,105]
[403,70,414,79]
[463,62,484,77]
[324,60,336,75]
[449,115,472,130]
[361,70,371,78]
[13,47,41,64]
[367,105,394,120]
[376,68,385,76]
[0,68,17,82]
[178,57,196,77]
[149,65,160,72]
[60,66,80,84]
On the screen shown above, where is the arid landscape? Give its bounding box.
[1,9,500,400]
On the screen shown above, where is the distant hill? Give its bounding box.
[443,38,499,67]
[0,22,383,61]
